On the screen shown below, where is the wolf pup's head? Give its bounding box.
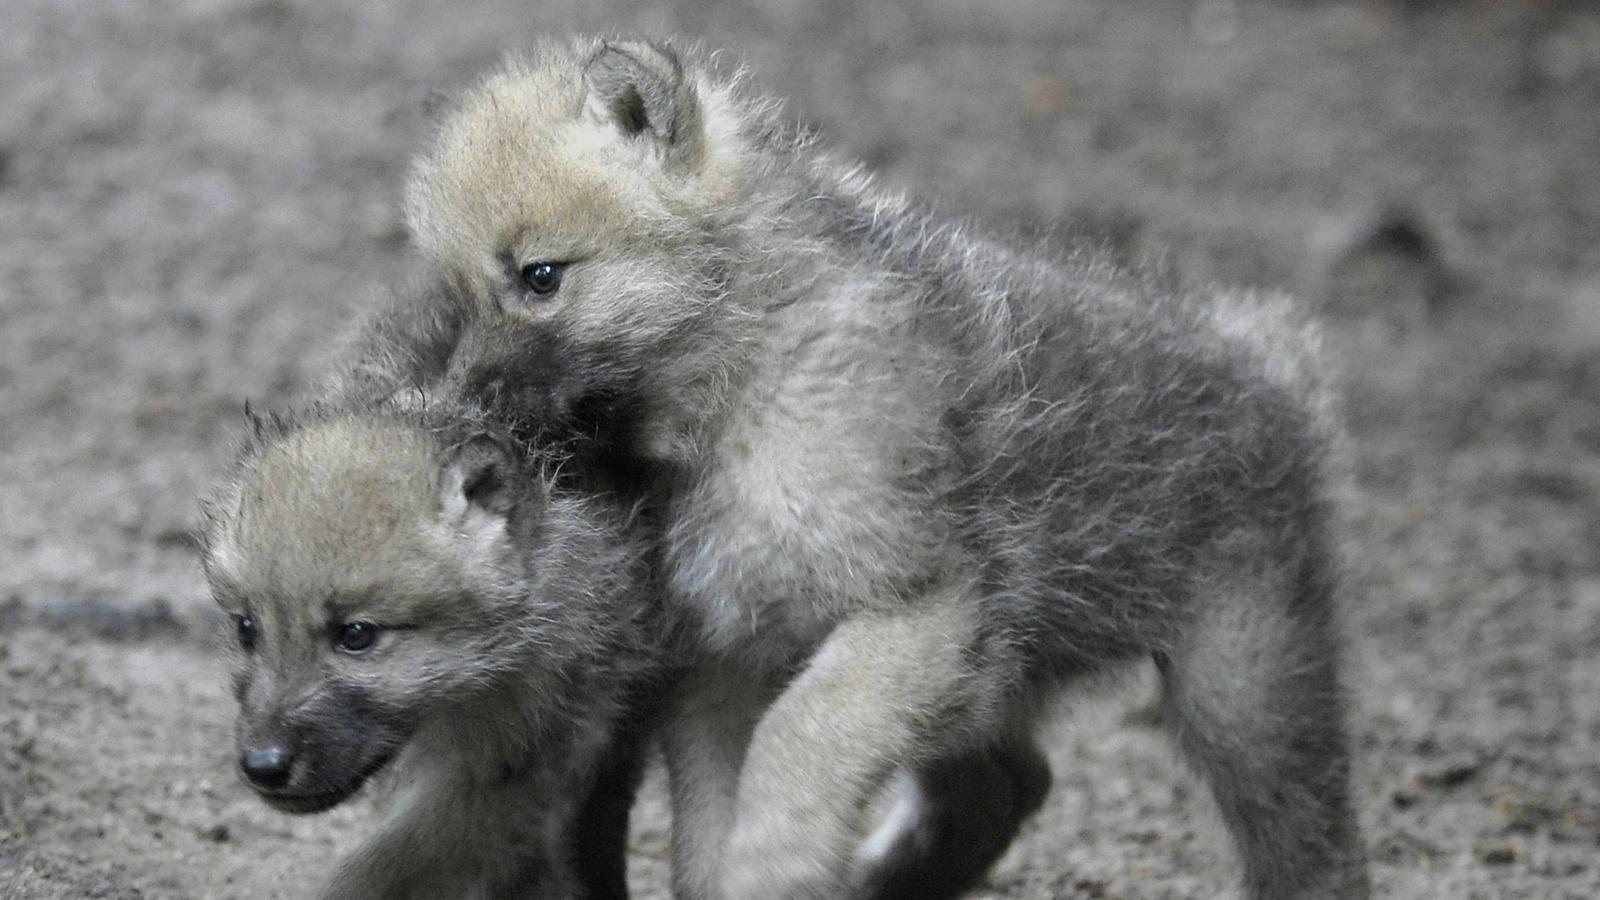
[408,38,780,461]
[200,409,627,813]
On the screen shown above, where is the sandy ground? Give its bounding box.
[3,0,1599,897]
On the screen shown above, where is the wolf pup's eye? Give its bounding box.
[519,262,564,299]
[237,614,258,651]
[335,621,379,654]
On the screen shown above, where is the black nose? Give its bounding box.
[240,745,293,789]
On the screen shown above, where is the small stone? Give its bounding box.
[11,712,39,761]
[1319,207,1452,323]
[1417,758,1480,788]
[200,823,231,843]
[1478,843,1516,866]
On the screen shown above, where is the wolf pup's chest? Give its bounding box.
[661,390,953,662]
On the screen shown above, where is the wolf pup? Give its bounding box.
[408,38,1370,899]
[200,402,660,900]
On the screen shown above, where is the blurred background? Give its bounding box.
[1,1,1596,897]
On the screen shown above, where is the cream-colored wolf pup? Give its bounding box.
[200,395,659,899]
[409,37,1369,899]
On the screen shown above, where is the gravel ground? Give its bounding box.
[2,1,1598,897]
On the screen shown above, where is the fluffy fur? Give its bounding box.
[407,37,1369,899]
[200,393,662,899]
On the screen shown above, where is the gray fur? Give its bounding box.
[199,394,662,900]
[409,36,1370,899]
[310,278,467,411]
[583,41,703,171]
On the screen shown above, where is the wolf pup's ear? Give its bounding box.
[442,434,519,519]
[583,39,703,171]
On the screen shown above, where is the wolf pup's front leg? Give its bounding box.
[658,665,777,900]
[317,764,583,900]
[717,593,990,900]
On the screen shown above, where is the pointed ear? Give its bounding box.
[583,39,702,170]
[441,434,520,519]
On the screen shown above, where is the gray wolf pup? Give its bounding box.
[408,38,1369,900]
[200,396,661,899]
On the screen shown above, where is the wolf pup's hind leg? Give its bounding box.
[1157,545,1369,900]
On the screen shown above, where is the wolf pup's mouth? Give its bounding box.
[254,750,397,815]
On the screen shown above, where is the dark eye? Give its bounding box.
[335,621,379,654]
[237,615,258,651]
[519,262,564,299]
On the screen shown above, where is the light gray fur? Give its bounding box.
[199,391,661,899]
[408,37,1370,899]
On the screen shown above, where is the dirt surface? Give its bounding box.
[3,0,1598,897]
